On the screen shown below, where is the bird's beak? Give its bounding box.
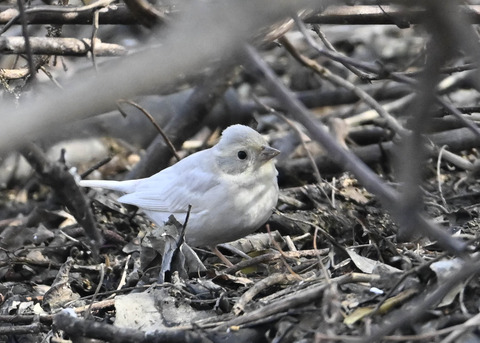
[260,145,280,162]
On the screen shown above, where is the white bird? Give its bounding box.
[79,124,280,250]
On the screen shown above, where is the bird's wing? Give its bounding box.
[118,156,221,214]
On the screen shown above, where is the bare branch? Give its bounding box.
[0,37,126,56]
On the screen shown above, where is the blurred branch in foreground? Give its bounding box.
[2,4,480,26]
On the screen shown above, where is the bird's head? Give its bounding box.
[214,124,280,175]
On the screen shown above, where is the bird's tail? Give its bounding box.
[78,179,139,193]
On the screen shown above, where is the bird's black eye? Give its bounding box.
[237,151,247,160]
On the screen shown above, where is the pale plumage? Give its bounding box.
[79,125,279,247]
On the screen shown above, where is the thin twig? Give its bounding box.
[85,263,105,319]
[90,9,100,71]
[178,204,192,247]
[117,99,180,161]
[17,0,35,81]
[312,225,331,283]
[309,21,370,80]
[80,155,113,179]
[436,145,449,209]
[266,223,301,279]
